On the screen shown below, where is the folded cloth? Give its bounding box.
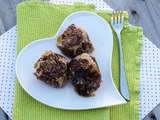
[13,2,143,120]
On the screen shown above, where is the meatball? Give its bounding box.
[57,24,94,57]
[69,53,101,96]
[34,51,69,88]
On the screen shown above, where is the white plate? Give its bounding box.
[16,11,127,110]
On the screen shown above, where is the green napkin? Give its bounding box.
[14,2,143,120]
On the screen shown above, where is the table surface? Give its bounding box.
[0,0,160,120]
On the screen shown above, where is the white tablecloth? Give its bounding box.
[0,0,160,119]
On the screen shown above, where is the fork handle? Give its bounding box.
[117,33,130,101]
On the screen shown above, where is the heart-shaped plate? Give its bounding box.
[16,11,126,110]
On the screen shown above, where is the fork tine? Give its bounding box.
[111,12,114,25]
[117,11,121,24]
[112,11,116,24]
[115,11,118,24]
[111,16,114,25]
[120,11,124,23]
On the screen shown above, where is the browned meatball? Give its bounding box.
[57,24,94,57]
[34,51,69,88]
[69,53,101,96]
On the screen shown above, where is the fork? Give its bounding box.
[111,11,130,101]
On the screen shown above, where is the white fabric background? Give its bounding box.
[0,0,160,119]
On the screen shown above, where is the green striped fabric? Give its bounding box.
[13,2,143,120]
